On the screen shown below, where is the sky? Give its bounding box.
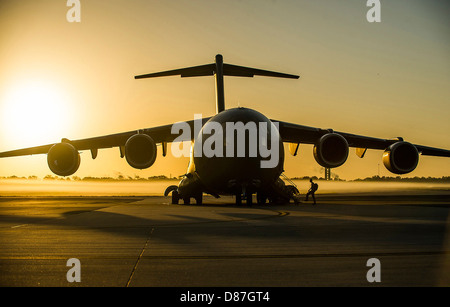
[0,0,449,180]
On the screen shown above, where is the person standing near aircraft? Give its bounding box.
[305,178,318,205]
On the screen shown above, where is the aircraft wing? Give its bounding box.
[2,117,449,159]
[275,120,450,157]
[0,117,211,159]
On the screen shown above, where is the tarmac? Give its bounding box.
[0,193,449,287]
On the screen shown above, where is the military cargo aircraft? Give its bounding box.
[1,55,449,205]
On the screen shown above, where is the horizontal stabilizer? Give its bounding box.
[135,64,215,79]
[134,54,299,113]
[223,63,299,79]
[135,61,299,79]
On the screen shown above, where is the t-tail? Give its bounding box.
[134,54,299,114]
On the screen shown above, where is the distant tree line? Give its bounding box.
[1,174,449,182]
[289,175,450,182]
[0,174,180,181]
[291,176,344,181]
[351,175,450,182]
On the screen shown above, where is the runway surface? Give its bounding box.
[0,193,449,287]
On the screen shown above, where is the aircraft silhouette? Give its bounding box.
[1,54,449,205]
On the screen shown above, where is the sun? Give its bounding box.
[1,80,73,148]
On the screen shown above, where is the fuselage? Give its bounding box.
[187,107,285,196]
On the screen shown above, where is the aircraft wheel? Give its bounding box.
[246,193,253,206]
[235,193,242,206]
[257,193,267,205]
[171,190,179,205]
[195,194,203,205]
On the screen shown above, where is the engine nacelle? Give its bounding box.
[383,141,419,174]
[125,134,157,169]
[313,133,349,168]
[47,143,80,176]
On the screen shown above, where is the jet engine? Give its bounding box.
[382,141,419,174]
[47,143,80,176]
[313,133,349,168]
[125,134,157,169]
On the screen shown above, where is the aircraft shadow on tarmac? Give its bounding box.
[1,199,449,256]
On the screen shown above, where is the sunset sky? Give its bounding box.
[0,0,449,180]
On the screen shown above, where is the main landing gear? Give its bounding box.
[235,192,269,206]
[181,193,203,205]
[164,185,203,205]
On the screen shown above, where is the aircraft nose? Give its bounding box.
[191,107,284,193]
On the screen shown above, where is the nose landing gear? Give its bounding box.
[235,187,253,206]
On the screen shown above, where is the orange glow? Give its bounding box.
[0,1,449,180]
[1,80,73,148]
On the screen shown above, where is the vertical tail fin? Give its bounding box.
[134,54,299,114]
